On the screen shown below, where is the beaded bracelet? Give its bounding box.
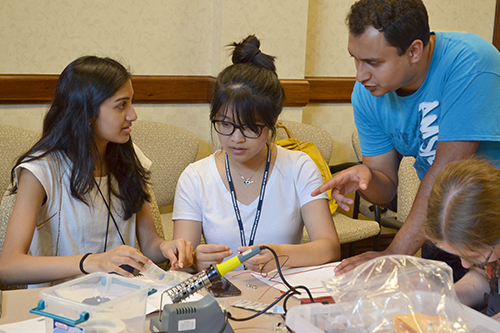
[79,253,92,274]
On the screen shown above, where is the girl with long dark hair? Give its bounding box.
[0,56,192,286]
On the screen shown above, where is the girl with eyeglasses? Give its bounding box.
[425,159,500,319]
[173,35,340,273]
[0,56,192,287]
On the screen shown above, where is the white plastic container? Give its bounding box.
[30,272,151,333]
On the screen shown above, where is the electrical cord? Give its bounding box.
[259,245,314,301]
[228,288,298,322]
[225,245,315,324]
[218,310,229,333]
[260,255,289,276]
[280,314,295,333]
[155,244,314,333]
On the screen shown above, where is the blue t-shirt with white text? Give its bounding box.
[353,32,500,180]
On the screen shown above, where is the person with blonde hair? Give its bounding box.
[424,159,500,318]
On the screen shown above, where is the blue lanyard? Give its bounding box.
[225,143,271,247]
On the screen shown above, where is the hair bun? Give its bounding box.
[231,35,276,72]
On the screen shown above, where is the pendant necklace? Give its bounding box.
[239,169,259,186]
[232,146,268,186]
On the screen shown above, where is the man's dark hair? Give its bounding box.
[347,0,430,55]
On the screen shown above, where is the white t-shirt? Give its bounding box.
[173,145,328,262]
[15,144,151,260]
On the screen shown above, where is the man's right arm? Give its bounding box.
[358,148,400,207]
[312,148,400,210]
[334,140,479,275]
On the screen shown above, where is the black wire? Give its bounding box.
[283,286,314,312]
[227,245,315,323]
[228,288,297,321]
[260,255,289,278]
[218,310,229,333]
[280,314,295,333]
[259,245,314,301]
[258,245,294,290]
[283,290,299,314]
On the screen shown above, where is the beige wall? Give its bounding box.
[0,0,496,163]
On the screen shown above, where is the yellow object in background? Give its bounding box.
[275,123,338,215]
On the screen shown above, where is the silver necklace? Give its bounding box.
[240,173,256,186]
[236,161,264,185]
[229,146,268,186]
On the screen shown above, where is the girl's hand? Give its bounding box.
[237,244,282,273]
[160,239,193,270]
[193,244,232,272]
[83,245,151,278]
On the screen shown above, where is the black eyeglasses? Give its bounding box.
[212,120,266,139]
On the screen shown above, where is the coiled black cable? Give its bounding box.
[225,245,315,324]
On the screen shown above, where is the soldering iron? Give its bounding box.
[163,245,262,304]
[151,245,314,333]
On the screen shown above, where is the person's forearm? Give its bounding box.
[385,141,479,256]
[141,236,170,264]
[455,270,490,307]
[359,168,398,207]
[274,238,340,268]
[0,253,83,285]
[384,167,435,255]
[385,193,428,255]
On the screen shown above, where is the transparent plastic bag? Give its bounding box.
[322,255,469,332]
[142,261,192,285]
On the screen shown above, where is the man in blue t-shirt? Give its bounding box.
[313,0,500,303]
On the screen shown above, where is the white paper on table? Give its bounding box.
[0,317,45,333]
[135,275,204,314]
[251,262,340,299]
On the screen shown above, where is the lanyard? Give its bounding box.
[225,143,271,247]
[94,178,126,252]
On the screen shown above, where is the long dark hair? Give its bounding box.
[210,35,286,137]
[11,56,149,219]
